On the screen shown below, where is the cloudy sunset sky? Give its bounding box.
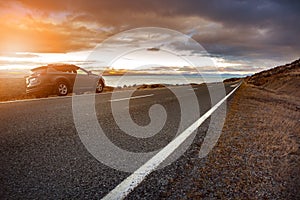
[0,0,299,74]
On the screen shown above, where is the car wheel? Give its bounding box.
[96,80,104,93]
[57,81,69,96]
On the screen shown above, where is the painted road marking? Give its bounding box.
[102,83,242,200]
[0,90,147,104]
[0,95,72,104]
[109,94,154,102]
[188,88,198,90]
[230,83,239,88]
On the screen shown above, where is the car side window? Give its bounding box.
[77,69,88,75]
[50,66,76,73]
[47,67,59,72]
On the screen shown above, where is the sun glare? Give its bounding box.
[110,50,190,70]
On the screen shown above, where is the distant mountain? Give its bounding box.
[247,58,300,97]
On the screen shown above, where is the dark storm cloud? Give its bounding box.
[4,0,300,66]
[17,0,300,31]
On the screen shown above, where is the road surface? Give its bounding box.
[0,82,238,199]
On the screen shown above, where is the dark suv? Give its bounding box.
[26,64,105,96]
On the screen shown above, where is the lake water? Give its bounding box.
[103,75,242,87]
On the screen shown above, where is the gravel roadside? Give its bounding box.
[156,83,300,199]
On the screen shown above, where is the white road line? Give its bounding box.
[109,94,154,102]
[0,89,155,105]
[102,83,242,200]
[0,95,72,104]
[230,83,239,88]
[188,88,198,90]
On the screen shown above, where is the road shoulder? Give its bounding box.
[161,83,300,199]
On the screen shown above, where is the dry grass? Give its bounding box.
[187,83,300,199]
[247,58,300,98]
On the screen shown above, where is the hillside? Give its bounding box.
[173,59,300,199]
[247,58,300,97]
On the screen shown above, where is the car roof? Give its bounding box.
[48,64,80,70]
[31,64,80,71]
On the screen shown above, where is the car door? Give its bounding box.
[74,68,97,92]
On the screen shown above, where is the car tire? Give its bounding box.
[96,80,104,93]
[56,81,69,96]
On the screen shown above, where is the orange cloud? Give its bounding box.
[1,0,299,68]
[0,1,199,54]
[0,2,109,53]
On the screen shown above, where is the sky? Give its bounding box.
[0,0,299,74]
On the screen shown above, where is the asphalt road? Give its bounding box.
[0,82,237,199]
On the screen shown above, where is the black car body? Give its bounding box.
[26,64,105,96]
